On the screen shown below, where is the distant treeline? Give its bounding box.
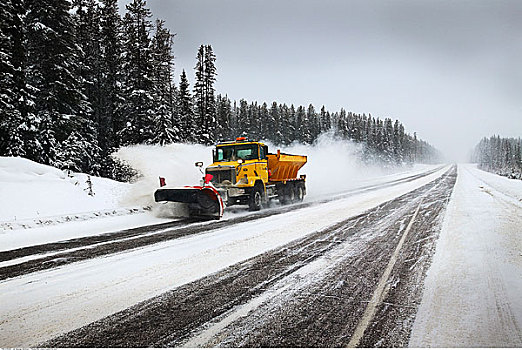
[472,136,522,179]
[213,98,441,166]
[0,0,440,181]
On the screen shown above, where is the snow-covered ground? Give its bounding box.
[2,152,520,347]
[0,154,448,347]
[0,156,154,228]
[410,163,522,347]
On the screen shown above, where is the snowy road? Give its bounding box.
[0,165,443,280]
[3,164,520,347]
[0,164,452,347]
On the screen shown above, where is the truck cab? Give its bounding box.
[205,138,270,208]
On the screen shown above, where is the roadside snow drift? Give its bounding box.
[0,157,129,225]
[410,164,522,347]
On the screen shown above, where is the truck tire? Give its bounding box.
[294,183,305,202]
[277,184,286,205]
[287,183,295,203]
[249,185,263,211]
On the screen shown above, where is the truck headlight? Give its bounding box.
[229,187,245,197]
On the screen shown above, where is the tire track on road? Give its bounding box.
[42,166,456,347]
[0,166,445,281]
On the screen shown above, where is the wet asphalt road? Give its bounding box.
[40,166,456,347]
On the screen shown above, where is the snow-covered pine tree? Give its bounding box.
[393,119,404,164]
[216,94,232,141]
[177,69,195,142]
[306,104,319,144]
[120,0,155,145]
[0,0,42,160]
[96,0,131,177]
[150,19,177,145]
[382,118,393,163]
[269,102,283,145]
[235,99,248,138]
[294,105,306,143]
[194,44,217,145]
[259,102,269,142]
[284,104,297,145]
[193,45,205,138]
[229,100,238,137]
[70,0,103,174]
[472,136,522,178]
[353,114,363,142]
[25,0,98,172]
[246,101,260,140]
[204,45,217,141]
[0,0,23,155]
[335,108,347,139]
[97,0,124,168]
[319,105,331,134]
[72,0,100,113]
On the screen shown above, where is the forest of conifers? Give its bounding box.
[0,0,441,180]
[472,136,522,179]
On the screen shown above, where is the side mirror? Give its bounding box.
[195,161,203,168]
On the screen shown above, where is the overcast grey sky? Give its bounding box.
[119,0,522,161]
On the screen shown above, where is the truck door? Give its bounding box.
[256,145,269,183]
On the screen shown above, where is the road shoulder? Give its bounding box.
[409,164,522,347]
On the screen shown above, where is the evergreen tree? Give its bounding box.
[97,0,125,171]
[236,99,249,138]
[25,0,98,172]
[193,44,217,144]
[71,0,103,173]
[150,19,177,145]
[306,104,319,143]
[472,136,522,179]
[216,94,232,141]
[335,108,347,139]
[319,105,331,133]
[120,0,155,145]
[0,0,34,157]
[285,104,297,145]
[177,69,195,142]
[96,0,129,177]
[269,102,283,145]
[392,119,404,163]
[72,0,100,116]
[259,102,269,141]
[295,105,306,143]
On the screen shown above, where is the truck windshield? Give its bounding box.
[214,144,259,162]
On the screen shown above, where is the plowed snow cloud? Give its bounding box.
[114,134,412,212]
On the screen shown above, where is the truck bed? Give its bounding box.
[267,150,307,181]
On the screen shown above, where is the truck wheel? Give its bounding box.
[287,183,295,203]
[295,184,304,202]
[249,186,263,211]
[277,183,286,205]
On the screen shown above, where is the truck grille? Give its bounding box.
[206,168,236,186]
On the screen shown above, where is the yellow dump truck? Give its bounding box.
[154,137,307,218]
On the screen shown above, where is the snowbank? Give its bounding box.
[410,164,522,347]
[0,156,131,228]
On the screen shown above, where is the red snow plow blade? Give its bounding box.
[154,185,224,219]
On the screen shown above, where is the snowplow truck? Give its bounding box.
[154,137,307,219]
